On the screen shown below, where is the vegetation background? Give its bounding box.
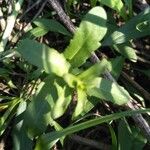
[0,0,150,149]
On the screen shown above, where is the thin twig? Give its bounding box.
[32,0,48,21]
[48,0,75,33]
[121,72,150,102]
[70,134,110,150]
[48,0,150,142]
[137,56,150,65]
[19,0,42,20]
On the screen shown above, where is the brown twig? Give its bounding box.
[70,134,110,150]
[48,0,75,33]
[121,72,150,102]
[47,0,150,142]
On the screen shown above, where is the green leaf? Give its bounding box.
[90,0,98,7]
[118,120,147,150]
[51,81,72,119]
[107,56,125,79]
[87,77,131,105]
[23,77,53,137]
[63,73,84,88]
[103,7,150,45]
[124,0,133,18]
[72,88,88,119]
[16,39,70,77]
[109,125,117,150]
[113,44,137,62]
[12,101,33,150]
[33,19,71,36]
[27,27,49,38]
[35,109,150,150]
[0,68,10,76]
[98,0,127,20]
[78,58,108,81]
[0,98,21,135]
[64,6,107,67]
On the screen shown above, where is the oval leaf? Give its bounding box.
[16,39,70,77]
[64,6,107,67]
[87,77,131,105]
[34,18,71,36]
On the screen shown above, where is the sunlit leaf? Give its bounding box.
[87,77,131,105]
[51,81,72,119]
[27,27,49,38]
[98,0,127,20]
[72,88,88,119]
[78,58,108,81]
[113,44,137,62]
[16,39,70,77]
[64,6,107,67]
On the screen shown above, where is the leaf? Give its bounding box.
[78,58,108,81]
[136,20,150,32]
[90,0,97,7]
[33,18,71,36]
[16,39,70,77]
[12,101,33,150]
[109,125,117,150]
[0,98,21,135]
[64,6,107,67]
[87,77,131,105]
[35,109,150,150]
[107,56,125,79]
[27,27,49,38]
[113,44,137,62]
[72,88,88,119]
[51,81,72,119]
[124,0,133,18]
[103,7,150,45]
[23,77,53,137]
[0,68,10,76]
[118,120,147,150]
[52,121,65,146]
[63,73,84,88]
[98,0,127,20]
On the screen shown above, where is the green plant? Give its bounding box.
[0,0,150,149]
